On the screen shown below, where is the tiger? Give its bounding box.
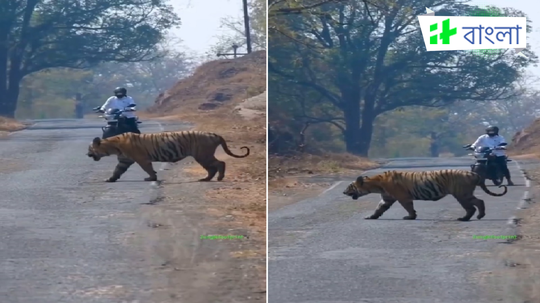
[342,169,508,221]
[86,131,250,182]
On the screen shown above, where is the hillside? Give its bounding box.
[511,118,540,156]
[147,50,266,114]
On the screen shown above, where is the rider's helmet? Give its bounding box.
[114,87,127,98]
[485,125,499,137]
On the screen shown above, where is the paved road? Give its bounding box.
[268,157,527,303]
[0,118,183,303]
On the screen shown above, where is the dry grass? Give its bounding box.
[147,50,266,116]
[268,152,379,190]
[0,116,26,134]
[161,107,265,213]
[511,117,540,155]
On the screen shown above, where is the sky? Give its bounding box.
[168,0,244,56]
[166,0,539,81]
[468,0,540,80]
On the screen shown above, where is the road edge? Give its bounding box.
[503,161,531,239]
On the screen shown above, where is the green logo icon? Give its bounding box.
[429,18,457,45]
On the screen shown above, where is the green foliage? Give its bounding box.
[0,0,180,117]
[15,44,197,119]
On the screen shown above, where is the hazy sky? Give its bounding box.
[469,0,540,79]
[168,0,243,55]
[167,0,539,79]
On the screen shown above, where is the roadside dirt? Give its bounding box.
[0,116,27,137]
[136,157,265,303]
[478,159,540,303]
[138,50,266,302]
[138,111,266,302]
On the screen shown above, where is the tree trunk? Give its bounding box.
[353,102,376,157]
[0,25,10,117]
[343,97,361,155]
[0,87,20,118]
[429,132,440,157]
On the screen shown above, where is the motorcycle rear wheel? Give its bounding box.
[492,177,503,186]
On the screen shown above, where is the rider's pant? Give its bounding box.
[494,156,511,180]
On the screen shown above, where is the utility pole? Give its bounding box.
[216,0,252,58]
[242,0,252,53]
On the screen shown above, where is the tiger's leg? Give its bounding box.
[133,159,158,181]
[195,156,225,182]
[216,160,225,181]
[397,199,417,220]
[453,194,477,221]
[472,196,486,220]
[459,194,485,220]
[105,155,135,182]
[365,196,397,219]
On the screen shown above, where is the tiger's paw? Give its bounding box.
[364,215,379,220]
[144,176,158,182]
[477,213,485,220]
[402,215,417,220]
[198,178,212,182]
[105,178,117,182]
[457,217,471,221]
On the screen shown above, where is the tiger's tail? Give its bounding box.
[219,136,250,158]
[477,175,508,196]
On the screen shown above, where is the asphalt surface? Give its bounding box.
[0,118,183,303]
[268,157,528,303]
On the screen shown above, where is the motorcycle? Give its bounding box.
[92,105,142,139]
[463,142,511,186]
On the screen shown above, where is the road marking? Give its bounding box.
[513,160,530,211]
[514,161,530,187]
[319,181,343,196]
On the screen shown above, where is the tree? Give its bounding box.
[269,0,537,156]
[0,0,179,117]
[15,37,196,119]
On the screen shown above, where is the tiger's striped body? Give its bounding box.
[86,131,250,182]
[342,169,507,221]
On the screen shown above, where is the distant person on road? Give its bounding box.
[100,87,140,134]
[470,125,513,185]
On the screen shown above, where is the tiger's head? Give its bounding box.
[343,175,381,200]
[87,137,121,161]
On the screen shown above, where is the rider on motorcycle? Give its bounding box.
[470,125,513,186]
[99,87,140,134]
